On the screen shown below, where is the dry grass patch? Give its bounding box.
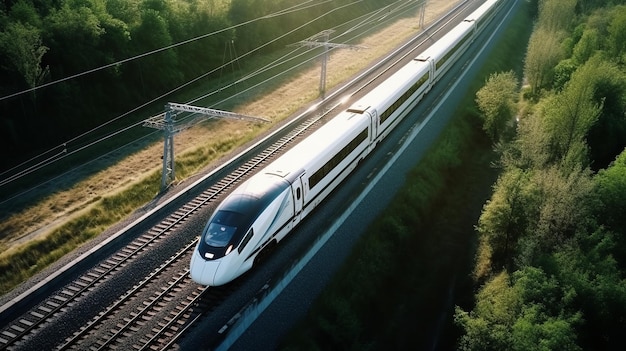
[0,0,455,293]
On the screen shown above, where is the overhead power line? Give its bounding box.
[1,0,424,191]
[0,0,335,103]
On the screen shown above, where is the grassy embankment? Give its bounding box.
[0,2,450,296]
[280,1,534,349]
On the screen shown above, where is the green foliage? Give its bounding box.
[476,168,534,272]
[594,149,626,266]
[542,59,603,169]
[585,59,626,170]
[130,8,182,92]
[0,21,49,90]
[478,163,594,271]
[456,268,582,351]
[456,272,521,350]
[571,27,599,64]
[550,229,626,349]
[524,26,564,94]
[552,58,576,91]
[9,0,42,27]
[475,70,518,142]
[595,150,626,232]
[460,1,626,349]
[607,5,626,62]
[537,0,577,32]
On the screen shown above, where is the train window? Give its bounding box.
[379,72,429,124]
[436,32,472,70]
[204,222,237,248]
[309,128,368,189]
[296,188,301,200]
[238,228,254,253]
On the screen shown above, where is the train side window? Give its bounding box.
[238,228,254,253]
[296,188,301,200]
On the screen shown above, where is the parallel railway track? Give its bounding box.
[0,110,335,350]
[0,2,479,349]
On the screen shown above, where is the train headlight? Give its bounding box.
[225,244,234,256]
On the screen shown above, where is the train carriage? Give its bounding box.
[190,0,502,286]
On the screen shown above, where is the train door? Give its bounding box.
[369,109,378,145]
[292,174,305,225]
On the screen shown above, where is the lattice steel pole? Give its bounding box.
[291,30,365,99]
[144,103,269,191]
[161,109,175,190]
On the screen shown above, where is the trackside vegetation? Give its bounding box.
[0,132,255,294]
[456,0,626,349]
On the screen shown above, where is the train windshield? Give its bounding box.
[203,210,243,248]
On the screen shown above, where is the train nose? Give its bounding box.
[190,249,222,286]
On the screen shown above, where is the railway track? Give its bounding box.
[0,2,477,349]
[0,109,336,351]
[57,241,211,350]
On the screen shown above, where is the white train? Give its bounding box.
[190,0,501,286]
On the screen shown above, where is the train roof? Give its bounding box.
[467,0,500,22]
[352,58,430,112]
[229,173,291,202]
[262,110,371,176]
[421,17,474,60]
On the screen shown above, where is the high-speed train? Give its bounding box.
[190,0,502,286]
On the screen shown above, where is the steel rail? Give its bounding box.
[0,2,473,349]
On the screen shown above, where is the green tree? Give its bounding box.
[516,166,594,266]
[552,229,626,349]
[542,59,603,168]
[552,58,577,91]
[571,28,599,64]
[607,5,626,62]
[594,149,626,265]
[476,70,518,142]
[8,0,42,27]
[456,271,521,350]
[105,0,142,24]
[585,59,626,169]
[502,108,552,170]
[524,26,564,94]
[44,2,106,74]
[476,168,537,272]
[512,309,581,351]
[0,21,48,92]
[456,268,582,351]
[130,8,182,94]
[537,0,577,32]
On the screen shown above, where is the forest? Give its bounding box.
[455,0,626,349]
[0,0,394,173]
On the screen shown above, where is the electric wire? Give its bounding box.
[0,0,340,183]
[0,0,423,193]
[0,0,333,102]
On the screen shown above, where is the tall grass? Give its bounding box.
[0,132,256,294]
